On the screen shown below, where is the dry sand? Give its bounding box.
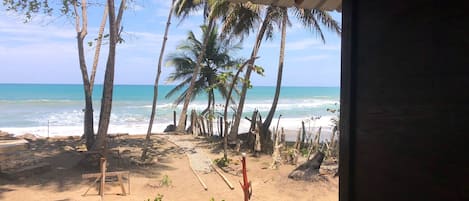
[0,134,337,201]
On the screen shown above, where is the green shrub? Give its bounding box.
[213,157,231,167]
[160,175,172,187]
[146,194,164,201]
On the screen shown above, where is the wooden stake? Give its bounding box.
[211,164,234,190]
[219,117,223,137]
[301,121,306,149]
[100,157,107,198]
[173,110,176,126]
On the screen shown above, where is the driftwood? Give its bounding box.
[270,128,283,169]
[288,152,325,181]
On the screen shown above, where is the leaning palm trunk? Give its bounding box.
[90,3,108,92]
[229,15,271,138]
[263,9,287,130]
[94,0,126,152]
[223,58,257,161]
[141,0,175,160]
[176,19,215,132]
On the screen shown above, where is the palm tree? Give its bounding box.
[228,6,341,145]
[227,5,278,140]
[165,25,241,117]
[172,0,240,132]
[263,8,341,131]
[141,0,176,160]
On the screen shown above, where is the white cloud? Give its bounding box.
[0,16,75,41]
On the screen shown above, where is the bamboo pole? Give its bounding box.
[211,164,234,190]
[189,156,208,190]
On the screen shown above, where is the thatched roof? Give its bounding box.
[228,0,342,11]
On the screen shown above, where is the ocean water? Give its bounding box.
[0,84,340,140]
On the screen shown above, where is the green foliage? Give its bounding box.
[300,148,309,157]
[213,157,231,167]
[145,194,164,201]
[160,175,172,187]
[2,0,73,22]
[165,25,245,107]
[253,65,264,76]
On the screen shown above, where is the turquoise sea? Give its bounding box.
[0,84,339,138]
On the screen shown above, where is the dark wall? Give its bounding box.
[339,1,469,201]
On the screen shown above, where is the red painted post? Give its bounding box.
[240,153,251,201]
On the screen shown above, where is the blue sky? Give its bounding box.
[0,0,341,87]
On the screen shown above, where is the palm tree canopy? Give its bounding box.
[165,25,243,106]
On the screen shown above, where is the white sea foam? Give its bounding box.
[1,116,337,143]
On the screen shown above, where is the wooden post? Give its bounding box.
[329,126,337,156]
[190,110,195,135]
[270,125,282,169]
[301,121,306,149]
[281,127,286,147]
[294,128,301,151]
[200,116,206,136]
[173,111,176,126]
[184,115,188,132]
[219,117,223,137]
[100,157,107,198]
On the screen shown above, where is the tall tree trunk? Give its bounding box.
[73,0,95,150]
[94,0,125,151]
[90,3,108,91]
[222,58,257,161]
[229,15,271,137]
[176,19,215,132]
[263,9,287,130]
[141,0,175,160]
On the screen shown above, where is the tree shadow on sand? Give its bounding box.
[0,136,179,199]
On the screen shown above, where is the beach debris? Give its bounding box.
[164,124,176,132]
[288,152,325,181]
[16,133,37,142]
[75,144,88,152]
[63,145,75,151]
[270,127,283,169]
[0,131,15,140]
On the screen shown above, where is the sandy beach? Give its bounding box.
[0,133,338,201]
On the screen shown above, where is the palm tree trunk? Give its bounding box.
[229,15,271,137]
[73,0,95,150]
[263,9,287,130]
[176,19,215,132]
[141,0,175,160]
[201,90,212,115]
[222,58,257,160]
[94,0,126,152]
[90,3,108,92]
